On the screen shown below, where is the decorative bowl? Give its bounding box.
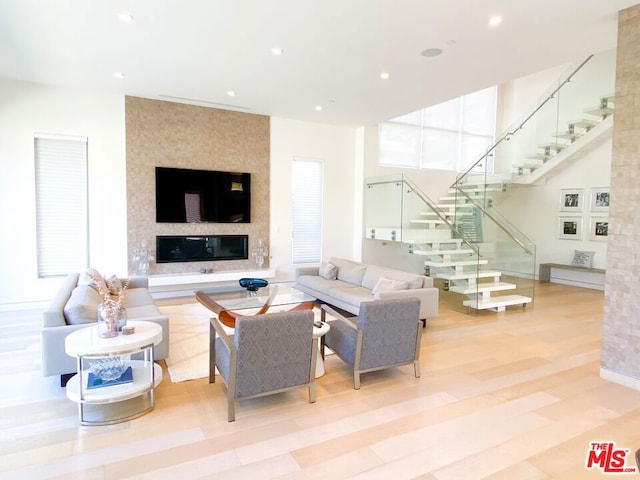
[238,277,268,292]
[90,356,129,382]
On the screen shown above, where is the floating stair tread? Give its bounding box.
[568,119,597,129]
[554,131,583,141]
[584,106,614,116]
[436,270,502,281]
[513,161,543,168]
[538,142,567,151]
[449,282,517,294]
[463,294,532,310]
[413,248,475,256]
[425,259,488,267]
[410,219,447,224]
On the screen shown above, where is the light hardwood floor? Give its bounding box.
[1,282,639,479]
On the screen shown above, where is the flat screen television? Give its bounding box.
[155,167,251,223]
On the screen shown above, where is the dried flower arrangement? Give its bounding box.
[86,271,130,310]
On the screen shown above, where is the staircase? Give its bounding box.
[407,186,533,313]
[364,51,615,314]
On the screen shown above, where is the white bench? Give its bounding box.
[539,263,605,290]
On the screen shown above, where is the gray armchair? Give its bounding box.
[210,309,317,422]
[321,297,422,389]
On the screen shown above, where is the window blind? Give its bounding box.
[35,135,89,277]
[292,159,323,264]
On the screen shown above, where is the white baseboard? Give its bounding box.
[600,367,640,391]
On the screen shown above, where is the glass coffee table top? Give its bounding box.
[208,285,315,313]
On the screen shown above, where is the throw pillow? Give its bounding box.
[372,276,410,295]
[571,250,595,269]
[105,274,123,296]
[337,264,367,285]
[63,285,102,325]
[82,267,107,293]
[319,262,338,280]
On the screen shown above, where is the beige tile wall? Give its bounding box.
[601,4,640,382]
[125,96,270,275]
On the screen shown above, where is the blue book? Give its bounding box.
[87,366,133,389]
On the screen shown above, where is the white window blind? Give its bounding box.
[35,135,89,277]
[379,86,497,172]
[292,159,323,264]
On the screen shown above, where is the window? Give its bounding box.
[35,135,88,277]
[379,86,497,172]
[292,159,323,264]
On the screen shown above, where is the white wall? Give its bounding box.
[269,117,357,280]
[0,79,126,308]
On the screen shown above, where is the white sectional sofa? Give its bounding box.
[41,271,170,385]
[295,257,438,323]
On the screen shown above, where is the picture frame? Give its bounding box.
[589,216,609,241]
[558,216,583,240]
[559,188,584,212]
[590,187,610,212]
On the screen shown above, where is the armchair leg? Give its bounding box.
[227,394,236,422]
[414,360,421,378]
[353,371,361,390]
[309,383,316,403]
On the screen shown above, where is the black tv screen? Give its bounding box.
[155,167,251,223]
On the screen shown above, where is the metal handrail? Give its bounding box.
[455,54,594,186]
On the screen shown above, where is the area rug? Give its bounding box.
[160,303,212,383]
[160,303,332,383]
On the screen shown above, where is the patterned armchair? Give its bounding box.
[210,309,317,421]
[322,297,422,389]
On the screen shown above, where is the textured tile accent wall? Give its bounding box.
[125,96,270,274]
[601,4,640,382]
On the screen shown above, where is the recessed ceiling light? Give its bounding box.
[227,91,237,97]
[380,72,390,80]
[489,16,502,27]
[315,105,323,111]
[118,12,134,23]
[421,48,443,58]
[113,72,125,79]
[271,47,283,56]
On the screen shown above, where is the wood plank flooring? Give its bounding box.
[1,282,640,479]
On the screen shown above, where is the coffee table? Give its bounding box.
[206,285,329,379]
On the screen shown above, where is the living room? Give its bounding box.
[2,1,640,478]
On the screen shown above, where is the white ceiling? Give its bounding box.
[0,0,637,126]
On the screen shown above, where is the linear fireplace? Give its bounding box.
[156,235,248,263]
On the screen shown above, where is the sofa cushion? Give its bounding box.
[372,276,410,295]
[328,285,374,305]
[125,304,163,320]
[362,265,423,290]
[329,258,367,285]
[63,285,102,325]
[297,275,356,296]
[319,262,338,280]
[124,288,155,308]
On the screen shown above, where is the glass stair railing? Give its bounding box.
[364,174,527,315]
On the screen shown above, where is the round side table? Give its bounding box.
[64,320,163,426]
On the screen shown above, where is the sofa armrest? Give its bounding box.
[421,275,434,288]
[295,266,320,278]
[126,276,149,289]
[375,287,439,319]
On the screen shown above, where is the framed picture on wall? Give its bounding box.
[559,189,584,212]
[590,187,610,212]
[589,216,609,241]
[558,216,583,240]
